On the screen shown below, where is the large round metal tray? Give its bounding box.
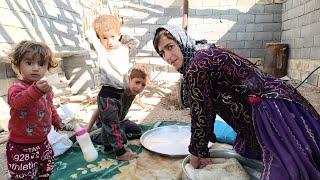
[182,149,263,180]
[140,125,191,157]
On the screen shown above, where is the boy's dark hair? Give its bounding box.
[93,15,121,35]
[129,64,151,83]
[8,40,58,76]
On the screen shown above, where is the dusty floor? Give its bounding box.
[0,80,319,178]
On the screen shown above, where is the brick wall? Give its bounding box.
[282,0,320,87]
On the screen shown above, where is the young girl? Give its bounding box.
[7,40,62,179]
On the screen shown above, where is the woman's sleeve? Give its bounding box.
[186,58,216,158]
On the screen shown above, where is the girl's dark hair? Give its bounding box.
[153,28,175,57]
[9,40,58,75]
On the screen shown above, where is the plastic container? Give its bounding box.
[75,124,98,162]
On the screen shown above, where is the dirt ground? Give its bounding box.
[0,80,319,178]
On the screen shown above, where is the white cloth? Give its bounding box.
[47,126,73,157]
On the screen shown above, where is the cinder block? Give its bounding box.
[254,32,273,40]
[290,48,301,59]
[164,8,182,16]
[196,9,212,16]
[226,41,245,49]
[314,35,320,47]
[273,32,281,41]
[255,14,274,23]
[220,33,237,41]
[310,47,320,60]
[247,4,265,13]
[245,40,263,48]
[228,24,246,32]
[273,14,282,22]
[6,62,15,78]
[233,49,251,58]
[0,62,6,79]
[263,23,281,31]
[149,57,166,66]
[220,15,237,22]
[237,14,255,24]
[304,0,317,14]
[300,48,311,59]
[0,9,33,28]
[237,32,254,40]
[265,4,283,14]
[246,24,264,32]
[250,49,266,58]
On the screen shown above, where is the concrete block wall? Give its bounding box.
[0,0,87,57]
[115,0,283,71]
[282,0,320,87]
[0,0,107,97]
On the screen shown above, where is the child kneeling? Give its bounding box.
[88,64,150,161]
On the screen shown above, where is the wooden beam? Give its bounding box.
[182,0,189,30]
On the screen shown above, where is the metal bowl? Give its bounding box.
[182,149,263,180]
[140,125,191,157]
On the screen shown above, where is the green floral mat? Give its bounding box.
[51,121,189,179]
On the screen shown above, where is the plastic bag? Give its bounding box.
[213,116,237,144]
[56,104,81,124]
[47,127,73,157]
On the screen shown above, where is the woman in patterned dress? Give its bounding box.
[153,25,320,180]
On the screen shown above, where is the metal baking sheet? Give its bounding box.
[140,125,191,157]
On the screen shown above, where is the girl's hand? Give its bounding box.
[36,80,52,93]
[189,154,211,169]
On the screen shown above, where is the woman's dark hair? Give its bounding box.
[153,28,175,57]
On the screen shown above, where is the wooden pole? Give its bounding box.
[182,0,189,30]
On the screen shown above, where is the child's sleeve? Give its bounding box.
[120,34,139,53]
[86,27,105,55]
[8,83,45,109]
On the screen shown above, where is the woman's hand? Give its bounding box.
[189,154,211,169]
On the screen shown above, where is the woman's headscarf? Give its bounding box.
[153,25,212,74]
